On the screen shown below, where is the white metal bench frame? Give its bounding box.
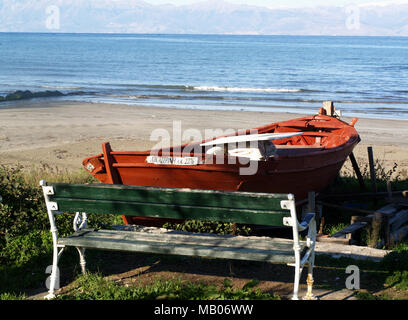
[40,180,317,300]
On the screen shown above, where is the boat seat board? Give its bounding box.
[274,145,323,149]
[200,132,304,146]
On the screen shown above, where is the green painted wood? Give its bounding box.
[49,183,288,212]
[57,230,299,264]
[52,197,290,226]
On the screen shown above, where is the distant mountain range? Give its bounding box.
[1,0,408,36]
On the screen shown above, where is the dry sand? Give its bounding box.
[0,99,407,178]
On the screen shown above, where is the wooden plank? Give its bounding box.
[330,221,368,238]
[389,209,408,232]
[52,198,290,226]
[102,142,122,184]
[316,236,351,245]
[64,228,302,252]
[389,225,408,245]
[49,183,288,212]
[318,201,399,217]
[387,199,408,207]
[274,145,324,149]
[315,242,391,262]
[319,190,408,201]
[58,233,298,264]
[200,132,303,146]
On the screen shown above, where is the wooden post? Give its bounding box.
[348,216,361,243]
[349,152,366,191]
[308,191,317,228]
[387,181,392,199]
[367,146,378,207]
[367,147,377,195]
[322,101,334,116]
[318,216,325,235]
[368,212,383,248]
[384,214,391,248]
[308,191,316,213]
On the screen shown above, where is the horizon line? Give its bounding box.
[1,31,407,38]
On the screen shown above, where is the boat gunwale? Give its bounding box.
[104,135,359,159]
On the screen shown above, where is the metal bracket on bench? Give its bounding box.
[46,202,59,211]
[43,186,55,195]
[283,217,293,226]
[280,200,292,210]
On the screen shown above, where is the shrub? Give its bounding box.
[163,220,251,236]
[0,165,118,266]
[0,165,50,265]
[385,270,408,291]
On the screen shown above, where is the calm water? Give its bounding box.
[1,33,408,119]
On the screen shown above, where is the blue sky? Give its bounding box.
[145,0,408,8]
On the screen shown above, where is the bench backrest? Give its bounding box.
[42,182,293,227]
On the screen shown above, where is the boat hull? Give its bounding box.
[83,113,360,226]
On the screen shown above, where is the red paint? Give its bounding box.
[83,113,360,226]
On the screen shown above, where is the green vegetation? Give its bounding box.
[0,165,121,296]
[323,223,348,236]
[59,274,278,300]
[163,219,251,235]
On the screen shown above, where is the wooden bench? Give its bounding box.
[40,180,317,300]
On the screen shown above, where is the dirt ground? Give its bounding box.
[26,248,406,301]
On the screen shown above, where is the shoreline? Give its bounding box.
[2,96,408,122]
[0,100,407,177]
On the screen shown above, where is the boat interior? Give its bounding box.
[156,115,352,161]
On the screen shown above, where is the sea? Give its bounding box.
[1,33,408,120]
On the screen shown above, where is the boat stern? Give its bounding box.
[82,154,109,183]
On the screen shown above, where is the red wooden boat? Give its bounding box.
[82,107,360,226]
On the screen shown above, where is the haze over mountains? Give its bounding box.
[1,0,408,36]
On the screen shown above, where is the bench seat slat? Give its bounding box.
[53,198,290,226]
[58,230,303,264]
[60,229,304,252]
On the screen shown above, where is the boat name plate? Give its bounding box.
[146,156,201,166]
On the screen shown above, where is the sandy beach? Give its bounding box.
[0,100,407,179]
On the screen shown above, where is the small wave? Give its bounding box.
[121,84,195,90]
[41,85,84,90]
[192,86,303,93]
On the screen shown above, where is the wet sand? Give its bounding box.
[0,100,407,179]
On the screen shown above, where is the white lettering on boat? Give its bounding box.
[146,156,200,166]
